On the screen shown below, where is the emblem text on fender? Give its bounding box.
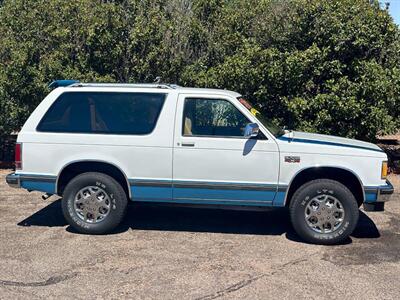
[285,156,300,163]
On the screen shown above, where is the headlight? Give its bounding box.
[381,161,388,179]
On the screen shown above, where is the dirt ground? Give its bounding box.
[0,169,399,299]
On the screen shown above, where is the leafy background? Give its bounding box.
[0,0,399,141]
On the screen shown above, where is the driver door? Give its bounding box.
[172,94,280,206]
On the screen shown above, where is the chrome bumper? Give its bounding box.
[377,180,394,202]
[363,180,394,211]
[5,173,20,188]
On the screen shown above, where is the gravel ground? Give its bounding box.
[0,169,399,299]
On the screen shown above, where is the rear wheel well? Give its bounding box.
[57,161,130,198]
[285,167,364,207]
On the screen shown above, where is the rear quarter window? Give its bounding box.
[37,92,166,135]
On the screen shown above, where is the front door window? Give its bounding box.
[182,98,250,137]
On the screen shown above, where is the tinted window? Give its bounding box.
[37,92,166,134]
[182,98,250,137]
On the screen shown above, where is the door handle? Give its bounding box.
[181,142,195,147]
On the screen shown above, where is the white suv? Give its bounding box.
[6,80,394,244]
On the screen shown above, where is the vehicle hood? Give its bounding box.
[276,131,383,153]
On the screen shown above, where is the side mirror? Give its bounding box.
[244,123,260,139]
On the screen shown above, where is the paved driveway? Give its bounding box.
[0,170,399,299]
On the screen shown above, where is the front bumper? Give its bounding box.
[363,180,394,212]
[377,179,394,202]
[6,173,20,188]
[365,179,394,203]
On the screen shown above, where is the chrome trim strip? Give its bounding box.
[277,185,288,192]
[376,180,394,202]
[380,180,394,195]
[173,182,278,191]
[129,179,172,188]
[18,174,57,183]
[173,197,273,204]
[364,187,379,193]
[130,179,285,192]
[364,180,394,202]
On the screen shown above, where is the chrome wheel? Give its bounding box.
[304,194,345,234]
[74,186,111,224]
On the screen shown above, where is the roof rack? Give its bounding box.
[72,83,179,89]
[49,80,180,90]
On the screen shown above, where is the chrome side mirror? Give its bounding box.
[244,123,260,138]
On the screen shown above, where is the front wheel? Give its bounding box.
[289,179,359,245]
[61,172,127,234]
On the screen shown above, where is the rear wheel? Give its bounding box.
[61,172,127,234]
[289,179,359,245]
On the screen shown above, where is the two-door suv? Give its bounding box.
[6,80,394,244]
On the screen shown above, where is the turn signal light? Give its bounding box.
[381,161,388,179]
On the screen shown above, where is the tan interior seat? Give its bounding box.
[88,99,108,131]
[184,117,192,135]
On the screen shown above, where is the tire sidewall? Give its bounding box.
[62,172,127,234]
[291,180,359,244]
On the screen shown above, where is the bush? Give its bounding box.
[0,0,399,141]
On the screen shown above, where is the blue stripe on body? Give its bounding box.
[21,181,56,194]
[173,187,275,203]
[363,182,392,203]
[130,179,287,207]
[364,192,378,202]
[16,172,389,207]
[130,186,173,201]
[277,136,383,153]
[272,191,286,206]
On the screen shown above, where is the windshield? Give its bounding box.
[238,97,285,137]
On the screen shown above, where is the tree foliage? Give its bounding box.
[0,0,399,140]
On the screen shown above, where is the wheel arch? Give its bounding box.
[56,160,131,198]
[284,166,365,207]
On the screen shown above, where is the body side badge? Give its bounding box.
[285,156,300,163]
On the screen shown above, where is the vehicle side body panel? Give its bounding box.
[17,87,177,202]
[12,86,391,208]
[170,93,281,206]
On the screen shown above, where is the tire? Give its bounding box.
[289,179,359,245]
[61,172,128,234]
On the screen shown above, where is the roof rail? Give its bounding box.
[48,80,80,88]
[71,83,180,89]
[48,80,180,90]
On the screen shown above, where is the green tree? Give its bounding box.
[0,0,399,141]
[182,0,400,140]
